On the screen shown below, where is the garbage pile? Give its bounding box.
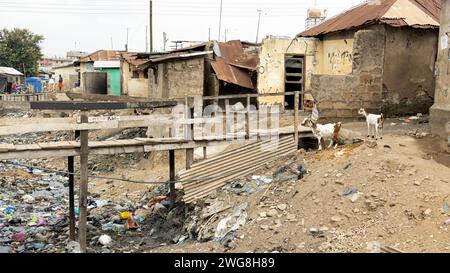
[0,160,71,253]
[0,153,305,253]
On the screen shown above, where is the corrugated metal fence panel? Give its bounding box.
[181,135,297,203]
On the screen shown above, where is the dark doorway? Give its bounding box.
[83,72,107,95]
[284,55,304,109]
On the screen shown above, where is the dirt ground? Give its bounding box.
[140,118,450,253]
[2,112,450,253]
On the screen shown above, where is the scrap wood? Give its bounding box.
[147,195,167,207]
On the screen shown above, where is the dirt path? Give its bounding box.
[143,120,450,253]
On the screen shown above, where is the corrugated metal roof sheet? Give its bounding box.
[121,52,149,66]
[211,57,254,89]
[0,67,24,76]
[298,0,440,37]
[79,50,123,63]
[138,51,212,69]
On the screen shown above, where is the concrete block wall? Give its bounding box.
[311,29,385,119]
[166,57,204,98]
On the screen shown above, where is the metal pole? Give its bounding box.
[256,9,262,43]
[150,0,153,52]
[218,0,223,41]
[78,112,89,253]
[126,27,129,51]
[68,155,75,240]
[145,25,148,52]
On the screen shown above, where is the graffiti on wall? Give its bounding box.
[327,50,353,72]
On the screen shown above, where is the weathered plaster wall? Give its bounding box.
[321,31,355,75]
[79,62,94,92]
[121,61,130,96]
[128,78,150,98]
[53,65,78,91]
[383,26,438,116]
[312,28,385,119]
[431,0,450,142]
[152,57,204,99]
[122,60,151,98]
[257,37,319,105]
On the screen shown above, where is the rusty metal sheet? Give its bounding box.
[214,40,259,70]
[230,54,259,71]
[298,0,441,38]
[79,50,122,63]
[211,57,254,89]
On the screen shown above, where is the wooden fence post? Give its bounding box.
[246,94,251,138]
[169,150,176,208]
[78,112,89,253]
[294,91,299,147]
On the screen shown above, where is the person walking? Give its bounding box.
[58,75,63,92]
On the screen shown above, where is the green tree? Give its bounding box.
[0,28,44,76]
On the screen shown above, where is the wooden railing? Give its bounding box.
[0,93,53,102]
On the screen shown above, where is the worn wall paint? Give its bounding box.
[431,0,450,140]
[128,79,150,97]
[122,60,150,98]
[321,31,355,75]
[121,61,130,96]
[100,68,121,96]
[382,26,438,116]
[152,57,204,99]
[53,65,78,91]
[312,28,386,119]
[79,62,94,91]
[257,37,319,106]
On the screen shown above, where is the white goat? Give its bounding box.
[358,108,384,140]
[301,117,342,151]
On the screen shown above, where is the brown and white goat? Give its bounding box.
[302,117,342,150]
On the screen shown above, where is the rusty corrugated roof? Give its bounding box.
[79,50,123,63]
[121,52,149,66]
[211,57,254,89]
[210,40,258,89]
[298,0,441,37]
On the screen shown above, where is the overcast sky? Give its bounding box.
[0,0,366,57]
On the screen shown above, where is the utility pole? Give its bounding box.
[163,32,168,51]
[110,37,113,50]
[218,0,223,41]
[256,9,262,43]
[224,28,228,42]
[149,0,153,52]
[208,27,211,41]
[125,28,129,51]
[145,25,148,52]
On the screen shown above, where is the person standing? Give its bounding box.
[58,75,63,92]
[48,76,55,92]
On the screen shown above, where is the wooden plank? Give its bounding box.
[23,144,41,150]
[285,80,303,84]
[186,148,194,170]
[0,116,175,136]
[294,91,299,147]
[88,141,113,148]
[78,113,89,253]
[286,73,303,77]
[0,144,12,152]
[169,150,176,208]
